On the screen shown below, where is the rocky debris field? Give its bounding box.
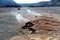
[1,13,60,40]
[0,7,60,40]
[19,14,60,40]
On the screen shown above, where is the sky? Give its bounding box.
[13,0,50,4]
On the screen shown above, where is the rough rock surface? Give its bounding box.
[22,15,60,34]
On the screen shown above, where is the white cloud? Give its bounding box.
[13,0,50,4]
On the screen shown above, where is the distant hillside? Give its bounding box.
[19,1,51,7]
[0,0,20,7]
[0,0,60,7]
[56,0,60,6]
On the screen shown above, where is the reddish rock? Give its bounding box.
[22,16,60,34]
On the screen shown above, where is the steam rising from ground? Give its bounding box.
[13,13,30,23]
[27,9,41,16]
[12,9,41,23]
